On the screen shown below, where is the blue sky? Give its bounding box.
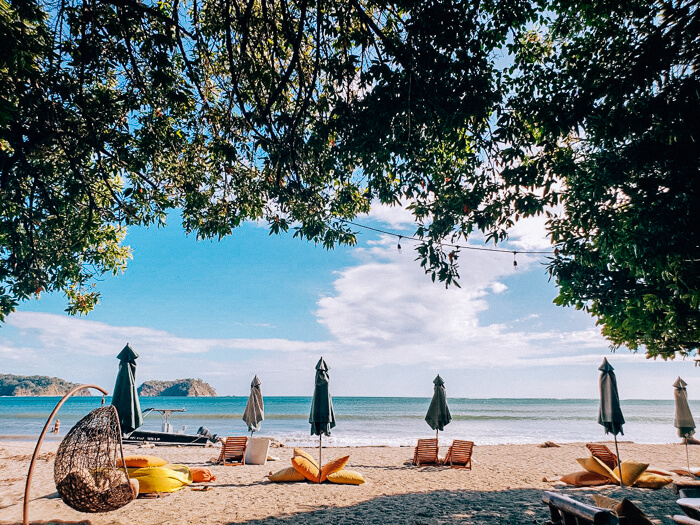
[1,204,697,399]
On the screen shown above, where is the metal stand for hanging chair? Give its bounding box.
[23,384,135,525]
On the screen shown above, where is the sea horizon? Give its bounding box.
[1,396,694,447]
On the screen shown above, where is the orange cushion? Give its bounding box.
[293,448,319,468]
[560,471,611,487]
[291,455,320,483]
[320,455,350,483]
[190,467,216,483]
[117,455,168,468]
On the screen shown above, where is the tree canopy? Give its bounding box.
[504,0,700,358]
[1,0,698,359]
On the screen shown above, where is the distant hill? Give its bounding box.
[138,378,217,397]
[0,374,92,396]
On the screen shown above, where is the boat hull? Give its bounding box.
[124,430,211,446]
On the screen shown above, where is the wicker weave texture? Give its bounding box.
[54,405,134,513]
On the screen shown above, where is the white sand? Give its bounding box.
[0,440,693,524]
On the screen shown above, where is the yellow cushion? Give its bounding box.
[320,455,350,483]
[576,457,617,480]
[634,471,672,489]
[618,460,649,486]
[118,455,168,468]
[291,455,320,483]
[293,448,319,468]
[326,470,365,485]
[127,464,192,493]
[266,467,306,482]
[560,470,611,487]
[581,458,648,486]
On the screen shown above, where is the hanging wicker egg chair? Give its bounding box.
[24,385,137,525]
[54,404,135,512]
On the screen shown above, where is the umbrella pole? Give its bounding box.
[319,434,322,483]
[614,435,623,487]
[686,440,691,472]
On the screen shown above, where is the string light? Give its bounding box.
[397,236,402,254]
[341,220,554,256]
[513,251,518,268]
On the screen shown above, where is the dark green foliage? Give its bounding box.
[505,0,700,358]
[2,0,533,316]
[0,373,91,395]
[137,378,217,396]
[2,0,698,358]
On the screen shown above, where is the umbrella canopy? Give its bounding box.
[425,374,452,432]
[111,343,143,434]
[309,357,335,437]
[674,377,696,438]
[598,358,625,436]
[242,375,265,434]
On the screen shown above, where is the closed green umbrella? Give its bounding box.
[242,375,264,435]
[598,358,624,485]
[309,357,335,478]
[425,374,451,442]
[111,344,143,434]
[674,377,696,471]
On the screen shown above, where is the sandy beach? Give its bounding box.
[0,440,695,524]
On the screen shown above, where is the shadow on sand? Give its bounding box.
[221,485,679,525]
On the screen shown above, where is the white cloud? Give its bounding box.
[313,237,610,372]
[6,312,331,357]
[490,282,508,294]
[363,200,416,229]
[507,213,553,251]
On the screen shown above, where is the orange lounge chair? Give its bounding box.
[443,440,473,469]
[218,437,247,466]
[413,438,439,466]
[585,443,618,469]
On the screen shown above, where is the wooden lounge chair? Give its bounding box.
[542,491,620,525]
[443,440,473,469]
[218,437,247,466]
[586,443,619,469]
[412,438,439,466]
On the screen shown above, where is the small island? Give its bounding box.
[138,378,217,397]
[0,374,92,396]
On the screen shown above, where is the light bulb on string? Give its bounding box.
[397,236,402,254]
[513,251,518,269]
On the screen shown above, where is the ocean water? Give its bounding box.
[0,396,694,447]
